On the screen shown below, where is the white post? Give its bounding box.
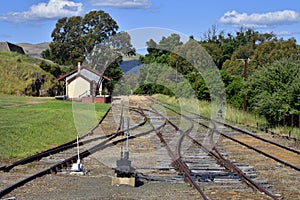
[125,117,130,159]
[77,62,81,73]
[77,134,80,162]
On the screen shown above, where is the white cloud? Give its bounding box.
[276,30,291,35]
[0,0,83,23]
[275,30,300,37]
[89,0,152,9]
[219,10,300,28]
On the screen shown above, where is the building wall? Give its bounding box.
[67,77,90,99]
[81,96,109,103]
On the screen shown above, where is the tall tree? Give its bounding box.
[170,38,225,102]
[200,42,222,69]
[49,10,119,66]
[50,16,83,65]
[158,33,183,53]
[82,10,119,53]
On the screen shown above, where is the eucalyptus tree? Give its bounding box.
[50,16,84,65]
[49,10,119,66]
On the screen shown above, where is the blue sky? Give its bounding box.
[1,0,300,48]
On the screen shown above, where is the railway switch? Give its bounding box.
[112,116,136,187]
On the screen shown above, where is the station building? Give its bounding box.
[56,63,111,103]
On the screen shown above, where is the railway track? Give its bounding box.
[0,106,112,173]
[151,98,300,172]
[1,95,299,199]
[0,100,148,198]
[146,96,300,199]
[141,105,278,199]
[142,107,208,199]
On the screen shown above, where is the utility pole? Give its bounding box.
[175,60,178,88]
[237,58,250,112]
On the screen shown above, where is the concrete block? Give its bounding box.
[111,176,135,187]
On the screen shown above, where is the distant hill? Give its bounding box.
[17,42,50,58]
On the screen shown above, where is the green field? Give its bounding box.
[0,95,110,158]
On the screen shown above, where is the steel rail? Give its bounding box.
[222,123,300,155]
[0,107,156,199]
[185,130,279,200]
[147,101,280,200]
[144,108,208,200]
[217,131,300,172]
[150,98,300,171]
[172,113,278,199]
[1,106,148,172]
[148,96,300,155]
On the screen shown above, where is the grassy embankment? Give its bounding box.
[0,95,110,158]
[153,94,300,139]
[0,51,58,95]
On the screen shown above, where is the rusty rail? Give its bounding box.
[0,107,152,198]
[1,106,148,173]
[0,106,112,172]
[147,99,281,200]
[150,98,300,171]
[145,108,208,200]
[187,133,278,200]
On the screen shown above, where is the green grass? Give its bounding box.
[151,94,299,139]
[153,94,267,127]
[0,95,110,158]
[271,126,300,140]
[225,106,267,127]
[0,51,56,95]
[152,94,215,119]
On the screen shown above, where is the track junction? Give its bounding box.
[0,95,299,199]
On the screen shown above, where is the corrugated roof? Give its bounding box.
[57,66,111,81]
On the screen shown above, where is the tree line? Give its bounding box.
[134,28,300,128]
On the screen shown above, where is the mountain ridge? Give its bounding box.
[17,42,50,58]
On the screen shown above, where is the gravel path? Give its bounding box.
[3,173,199,200]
